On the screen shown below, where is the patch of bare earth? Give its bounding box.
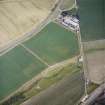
[85,50,105,84]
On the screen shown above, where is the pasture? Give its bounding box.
[0,46,47,100]
[22,66,84,105]
[0,22,79,101]
[23,23,79,65]
[78,0,105,41]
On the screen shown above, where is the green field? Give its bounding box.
[23,65,84,105]
[0,46,47,100]
[23,23,79,64]
[78,0,105,41]
[2,63,84,105]
[25,63,81,98]
[0,22,79,101]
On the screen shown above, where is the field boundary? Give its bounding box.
[20,44,50,67]
[83,39,105,51]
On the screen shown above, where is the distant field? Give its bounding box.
[0,46,47,100]
[0,22,79,101]
[78,0,105,41]
[23,23,79,64]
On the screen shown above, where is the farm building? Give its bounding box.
[58,14,79,31]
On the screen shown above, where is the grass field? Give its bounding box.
[23,23,79,64]
[87,83,99,94]
[2,63,84,105]
[78,0,105,41]
[0,22,79,101]
[25,63,80,98]
[22,65,84,105]
[0,46,47,100]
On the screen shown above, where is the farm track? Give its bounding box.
[20,44,50,67]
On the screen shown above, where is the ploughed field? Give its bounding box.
[0,23,79,100]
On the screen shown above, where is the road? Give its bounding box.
[0,0,64,56]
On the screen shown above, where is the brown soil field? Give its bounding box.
[0,0,58,48]
[85,50,105,84]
